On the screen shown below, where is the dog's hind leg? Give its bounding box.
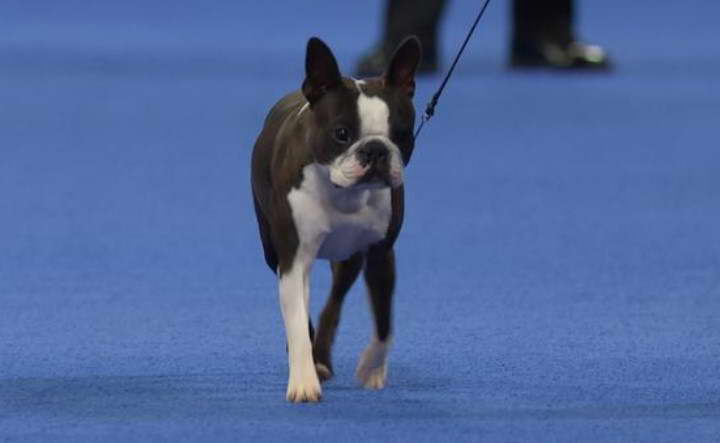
[313,252,364,382]
[356,246,395,390]
[252,194,279,273]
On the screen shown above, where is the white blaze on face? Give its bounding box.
[327,88,405,189]
[357,94,390,138]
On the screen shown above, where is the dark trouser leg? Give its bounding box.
[356,247,395,389]
[313,253,364,381]
[357,0,447,76]
[383,0,448,67]
[512,0,574,47]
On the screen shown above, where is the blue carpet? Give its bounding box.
[2,1,719,441]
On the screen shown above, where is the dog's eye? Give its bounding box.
[333,127,350,144]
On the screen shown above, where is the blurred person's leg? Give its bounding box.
[356,0,447,77]
[511,0,611,69]
[356,0,611,77]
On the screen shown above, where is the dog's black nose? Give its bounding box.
[356,141,389,167]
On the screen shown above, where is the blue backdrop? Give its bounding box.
[2,1,719,441]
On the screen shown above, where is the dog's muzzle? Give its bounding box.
[356,140,390,168]
[355,140,395,187]
[329,137,404,189]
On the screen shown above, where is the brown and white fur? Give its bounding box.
[251,36,421,402]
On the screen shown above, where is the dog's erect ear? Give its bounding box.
[384,36,422,98]
[302,37,342,105]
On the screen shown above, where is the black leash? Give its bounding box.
[414,0,493,140]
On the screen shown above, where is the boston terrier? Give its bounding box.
[251,36,421,402]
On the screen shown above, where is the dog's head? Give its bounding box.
[302,37,421,189]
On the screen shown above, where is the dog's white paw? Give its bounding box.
[286,374,322,403]
[357,361,387,389]
[356,339,390,390]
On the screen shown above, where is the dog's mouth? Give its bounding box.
[332,178,390,190]
[360,170,393,187]
[333,168,393,189]
[328,153,403,190]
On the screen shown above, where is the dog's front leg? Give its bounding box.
[356,246,395,390]
[279,247,321,403]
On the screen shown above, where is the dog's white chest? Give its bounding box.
[316,198,390,260]
[288,164,392,261]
